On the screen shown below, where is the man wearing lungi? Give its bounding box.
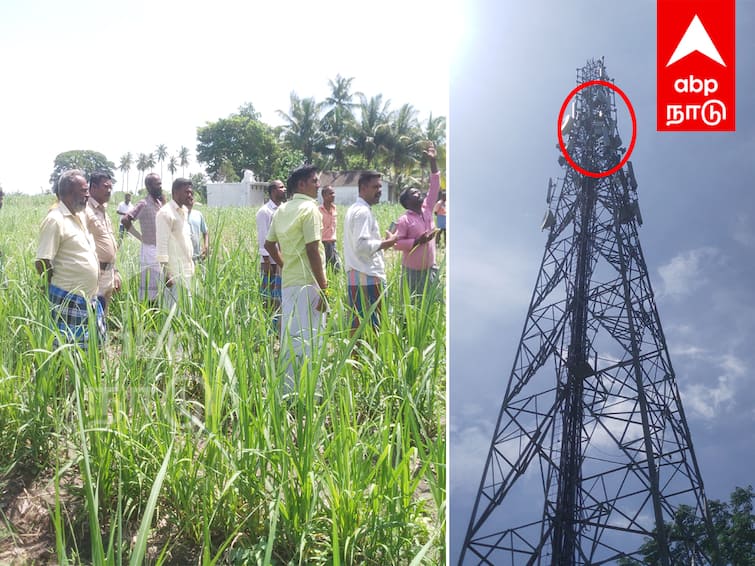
[121,173,164,304]
[256,179,286,331]
[343,171,398,334]
[36,170,104,347]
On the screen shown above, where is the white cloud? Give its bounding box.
[449,406,496,494]
[683,375,736,420]
[732,213,755,248]
[680,351,748,420]
[669,344,707,358]
[657,247,723,300]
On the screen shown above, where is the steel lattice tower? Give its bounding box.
[460,59,719,565]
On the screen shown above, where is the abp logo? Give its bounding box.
[657,0,735,131]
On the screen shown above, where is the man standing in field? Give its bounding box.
[256,179,287,327]
[186,195,209,264]
[85,171,121,314]
[36,170,104,347]
[116,192,133,241]
[264,165,328,388]
[433,190,446,247]
[121,173,164,304]
[319,185,341,272]
[394,143,441,298]
[343,170,398,333]
[156,178,195,310]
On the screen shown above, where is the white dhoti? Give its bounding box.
[140,244,161,301]
[280,285,326,393]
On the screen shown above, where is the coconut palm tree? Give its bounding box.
[178,146,190,177]
[145,152,156,174]
[322,75,357,169]
[424,112,446,148]
[167,155,178,183]
[421,113,447,179]
[119,152,133,193]
[155,144,168,179]
[352,93,392,169]
[277,92,325,165]
[135,153,149,190]
[383,103,422,199]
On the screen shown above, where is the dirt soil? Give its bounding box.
[0,465,82,565]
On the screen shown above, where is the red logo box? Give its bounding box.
[657,0,735,131]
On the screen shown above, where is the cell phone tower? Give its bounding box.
[459,58,720,565]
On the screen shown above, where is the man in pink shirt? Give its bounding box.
[319,185,341,271]
[394,142,441,298]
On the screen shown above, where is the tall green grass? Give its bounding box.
[0,195,445,564]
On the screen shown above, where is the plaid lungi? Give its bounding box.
[261,262,282,301]
[48,284,106,347]
[346,270,384,329]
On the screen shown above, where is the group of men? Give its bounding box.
[256,142,441,384]
[35,170,207,347]
[32,144,442,363]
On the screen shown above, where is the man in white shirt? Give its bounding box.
[116,192,133,241]
[256,179,286,327]
[343,170,397,334]
[155,178,195,310]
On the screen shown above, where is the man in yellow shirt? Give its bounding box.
[36,170,104,347]
[264,165,328,391]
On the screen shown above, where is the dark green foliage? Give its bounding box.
[190,172,209,203]
[49,150,116,193]
[269,147,306,182]
[277,93,326,166]
[618,486,755,565]
[196,104,278,182]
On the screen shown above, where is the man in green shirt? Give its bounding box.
[264,164,328,392]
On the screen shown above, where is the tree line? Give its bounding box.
[618,486,755,565]
[48,75,446,202]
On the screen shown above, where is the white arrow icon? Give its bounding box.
[666,14,726,67]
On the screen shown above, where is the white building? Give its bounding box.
[207,180,267,207]
[318,171,391,205]
[207,170,392,207]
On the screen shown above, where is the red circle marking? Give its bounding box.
[557,80,637,178]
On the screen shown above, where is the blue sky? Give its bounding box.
[449,0,755,562]
[0,0,450,194]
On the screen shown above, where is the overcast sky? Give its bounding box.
[450,0,755,563]
[0,0,451,194]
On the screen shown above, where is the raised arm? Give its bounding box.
[424,142,441,212]
[425,142,439,174]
